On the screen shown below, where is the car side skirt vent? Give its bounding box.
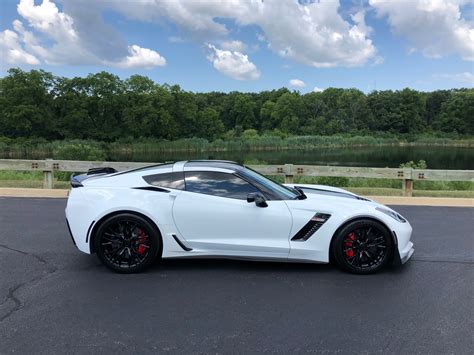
[172,234,193,251]
[291,213,331,241]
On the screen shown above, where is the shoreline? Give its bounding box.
[2,139,473,158]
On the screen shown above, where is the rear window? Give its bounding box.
[143,172,185,190]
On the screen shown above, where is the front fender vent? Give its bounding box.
[291,213,331,241]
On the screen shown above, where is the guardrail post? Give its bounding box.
[43,159,54,189]
[284,164,294,184]
[402,179,413,197]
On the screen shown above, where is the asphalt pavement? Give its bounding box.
[0,197,473,354]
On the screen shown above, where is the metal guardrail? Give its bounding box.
[0,159,473,197]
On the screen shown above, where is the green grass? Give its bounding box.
[0,170,71,189]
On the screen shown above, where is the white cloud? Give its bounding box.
[435,72,474,84]
[220,40,247,53]
[369,0,474,61]
[116,45,166,69]
[168,36,184,43]
[17,0,77,41]
[2,0,166,69]
[3,0,380,72]
[373,55,384,65]
[313,86,325,92]
[109,0,377,68]
[206,44,260,80]
[11,19,50,61]
[289,79,306,88]
[256,33,266,42]
[0,28,40,65]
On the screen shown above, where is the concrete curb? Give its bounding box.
[0,188,69,198]
[0,188,472,207]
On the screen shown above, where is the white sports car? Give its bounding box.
[65,160,414,274]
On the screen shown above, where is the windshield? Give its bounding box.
[240,167,298,200]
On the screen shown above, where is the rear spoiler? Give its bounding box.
[70,167,117,188]
[86,167,117,175]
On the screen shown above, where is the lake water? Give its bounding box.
[111,146,474,170]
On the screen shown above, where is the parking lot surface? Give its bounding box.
[0,197,473,354]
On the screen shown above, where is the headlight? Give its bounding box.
[376,207,407,223]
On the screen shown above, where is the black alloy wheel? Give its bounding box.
[94,213,161,273]
[331,219,393,274]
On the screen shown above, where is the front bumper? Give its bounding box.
[391,220,414,265]
[398,241,414,264]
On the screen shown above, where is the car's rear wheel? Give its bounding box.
[331,219,393,274]
[94,213,161,273]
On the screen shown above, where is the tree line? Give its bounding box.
[0,68,472,142]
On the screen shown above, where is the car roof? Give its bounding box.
[183,160,244,171]
[109,160,244,178]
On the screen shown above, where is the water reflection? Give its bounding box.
[111,146,474,170]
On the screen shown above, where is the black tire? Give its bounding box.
[331,219,393,274]
[94,213,161,273]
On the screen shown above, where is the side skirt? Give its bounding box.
[161,254,328,264]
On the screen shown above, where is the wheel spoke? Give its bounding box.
[342,225,388,270]
[99,219,152,269]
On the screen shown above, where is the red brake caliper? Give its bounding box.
[344,232,355,258]
[137,229,148,255]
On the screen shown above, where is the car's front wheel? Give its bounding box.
[331,219,393,274]
[94,213,161,273]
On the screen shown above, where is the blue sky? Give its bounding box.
[1,0,473,93]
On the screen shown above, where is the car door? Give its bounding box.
[172,170,292,258]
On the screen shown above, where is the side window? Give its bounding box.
[185,171,260,200]
[143,172,185,190]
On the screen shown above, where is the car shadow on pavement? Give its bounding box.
[152,257,337,274]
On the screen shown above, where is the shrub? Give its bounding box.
[399,160,427,169]
[52,141,106,161]
[242,129,259,139]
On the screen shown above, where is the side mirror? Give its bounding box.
[247,192,268,208]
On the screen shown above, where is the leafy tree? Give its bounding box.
[397,88,426,133]
[272,93,303,133]
[434,90,474,134]
[0,68,472,142]
[260,100,276,131]
[425,90,451,126]
[229,94,256,129]
[195,107,225,140]
[0,68,56,138]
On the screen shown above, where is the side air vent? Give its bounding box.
[291,213,331,241]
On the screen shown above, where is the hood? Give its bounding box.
[284,183,373,202]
